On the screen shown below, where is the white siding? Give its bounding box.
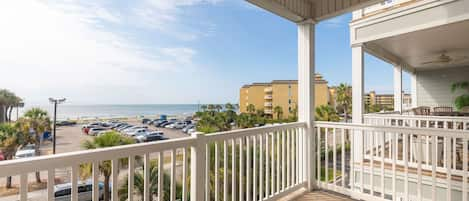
[416,66,469,107]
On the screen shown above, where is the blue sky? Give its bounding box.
[0,0,409,105]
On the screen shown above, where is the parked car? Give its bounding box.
[125,128,148,137]
[117,125,133,132]
[172,122,186,129]
[56,121,77,126]
[187,128,197,135]
[15,144,36,159]
[54,181,105,201]
[182,124,195,133]
[154,120,168,127]
[141,118,151,124]
[88,128,107,136]
[135,131,167,143]
[122,126,147,133]
[164,122,176,128]
[159,121,172,128]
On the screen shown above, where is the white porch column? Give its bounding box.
[394,65,403,113]
[411,71,418,107]
[352,45,364,162]
[297,20,315,190]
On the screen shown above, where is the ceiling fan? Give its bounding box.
[421,51,469,65]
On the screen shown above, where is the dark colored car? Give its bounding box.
[56,121,77,126]
[142,118,151,124]
[144,132,168,142]
[155,120,168,127]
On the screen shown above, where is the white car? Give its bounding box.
[122,126,148,133]
[88,128,107,136]
[187,128,197,134]
[125,128,148,137]
[54,180,104,201]
[15,144,36,159]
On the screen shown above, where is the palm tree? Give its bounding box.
[335,83,352,122]
[80,131,134,201]
[246,104,256,114]
[225,103,234,111]
[118,160,181,201]
[200,105,208,112]
[18,108,51,183]
[315,105,340,122]
[0,89,22,123]
[273,106,283,120]
[0,123,27,188]
[215,104,223,112]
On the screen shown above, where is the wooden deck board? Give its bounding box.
[295,190,357,201]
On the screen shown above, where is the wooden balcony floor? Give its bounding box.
[295,190,357,201]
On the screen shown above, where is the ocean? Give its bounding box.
[17,104,202,120]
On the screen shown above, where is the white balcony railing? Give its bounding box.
[364,114,469,131]
[264,95,272,99]
[2,120,469,201]
[264,87,273,93]
[0,122,307,201]
[315,121,469,201]
[264,102,273,107]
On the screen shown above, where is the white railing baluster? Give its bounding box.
[381,131,385,199]
[360,129,364,194]
[271,131,275,193]
[333,128,337,188]
[259,134,264,200]
[350,128,354,191]
[370,131,374,196]
[143,154,150,201]
[158,152,163,201]
[92,163,99,201]
[232,138,237,201]
[170,150,176,201]
[325,128,329,188]
[276,131,281,192]
[224,140,228,201]
[71,165,79,201]
[287,129,292,188]
[215,142,219,201]
[128,155,135,201]
[453,137,457,170]
[265,132,270,198]
[463,138,468,201]
[205,145,210,201]
[293,129,301,184]
[112,159,119,201]
[20,173,27,201]
[404,133,409,201]
[239,137,244,201]
[432,136,437,201]
[317,127,320,187]
[182,148,188,201]
[417,135,422,201]
[253,135,257,201]
[282,129,286,190]
[446,137,452,201]
[392,133,397,201]
[48,169,55,201]
[246,137,251,201]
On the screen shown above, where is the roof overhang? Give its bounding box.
[246,0,386,23]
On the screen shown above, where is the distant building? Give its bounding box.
[365,91,412,110]
[239,74,329,119]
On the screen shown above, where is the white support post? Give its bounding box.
[411,71,418,108]
[297,20,315,191]
[190,133,206,201]
[352,45,364,162]
[394,65,403,113]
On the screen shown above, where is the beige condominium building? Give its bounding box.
[365,91,412,110]
[240,74,329,119]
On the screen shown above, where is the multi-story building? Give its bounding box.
[365,91,412,110]
[240,74,329,119]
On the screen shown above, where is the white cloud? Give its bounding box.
[0,0,216,104]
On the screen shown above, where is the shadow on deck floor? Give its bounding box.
[294,190,357,201]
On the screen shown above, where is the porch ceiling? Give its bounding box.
[367,19,469,71]
[246,0,385,22]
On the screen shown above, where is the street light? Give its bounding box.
[49,98,66,154]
